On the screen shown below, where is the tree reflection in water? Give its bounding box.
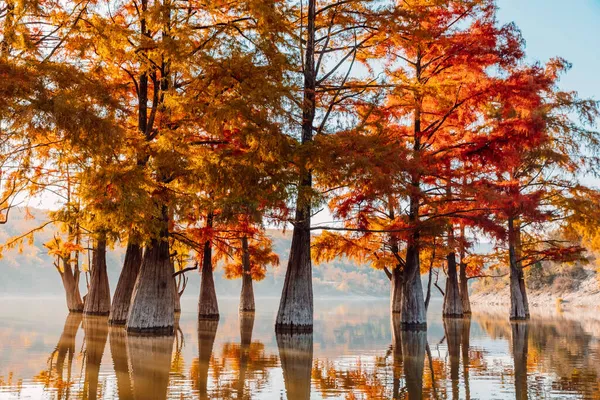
[5,306,600,399]
[276,331,313,400]
[193,319,219,400]
[82,316,109,400]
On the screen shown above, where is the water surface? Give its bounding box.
[1,297,599,399]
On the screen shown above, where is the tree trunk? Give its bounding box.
[171,259,181,313]
[275,0,315,333]
[196,319,219,400]
[459,262,471,314]
[512,321,529,400]
[60,257,84,312]
[508,217,529,320]
[110,241,142,324]
[239,236,255,312]
[128,334,175,400]
[127,235,175,334]
[84,237,111,315]
[443,252,463,317]
[401,242,427,329]
[444,317,462,400]
[276,332,313,400]
[198,213,219,320]
[390,267,403,314]
[82,316,109,400]
[109,327,133,400]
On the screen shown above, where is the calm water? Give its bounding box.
[1,297,599,399]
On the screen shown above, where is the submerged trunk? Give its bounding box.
[196,320,219,400]
[390,267,403,314]
[443,252,463,317]
[276,332,313,400]
[82,316,109,400]
[84,237,111,315]
[512,321,529,400]
[508,218,529,320]
[110,241,143,324]
[198,213,219,320]
[401,242,426,329]
[276,0,315,333]
[109,327,133,400]
[239,236,255,312]
[60,257,84,312]
[128,334,175,400]
[459,262,471,314]
[127,234,175,334]
[275,214,313,332]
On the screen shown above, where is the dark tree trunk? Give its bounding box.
[401,241,427,329]
[237,312,255,399]
[239,236,255,312]
[109,327,133,400]
[425,262,433,311]
[110,241,143,324]
[128,334,175,400]
[509,218,529,320]
[512,321,529,400]
[127,230,175,334]
[276,0,316,333]
[444,317,462,400]
[84,237,111,315]
[402,329,426,400]
[459,262,471,314]
[196,319,219,400]
[60,257,84,312]
[276,332,313,400]
[198,213,219,320]
[170,259,181,313]
[443,252,463,317]
[82,316,109,400]
[390,267,403,314]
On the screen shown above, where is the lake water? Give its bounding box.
[0,296,599,399]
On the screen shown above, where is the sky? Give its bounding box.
[496,0,600,100]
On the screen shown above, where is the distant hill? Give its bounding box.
[0,208,394,298]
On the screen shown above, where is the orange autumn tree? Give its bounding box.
[467,59,600,320]
[53,0,292,329]
[215,223,280,312]
[314,0,524,326]
[274,0,383,332]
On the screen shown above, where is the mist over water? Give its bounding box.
[0,296,599,399]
